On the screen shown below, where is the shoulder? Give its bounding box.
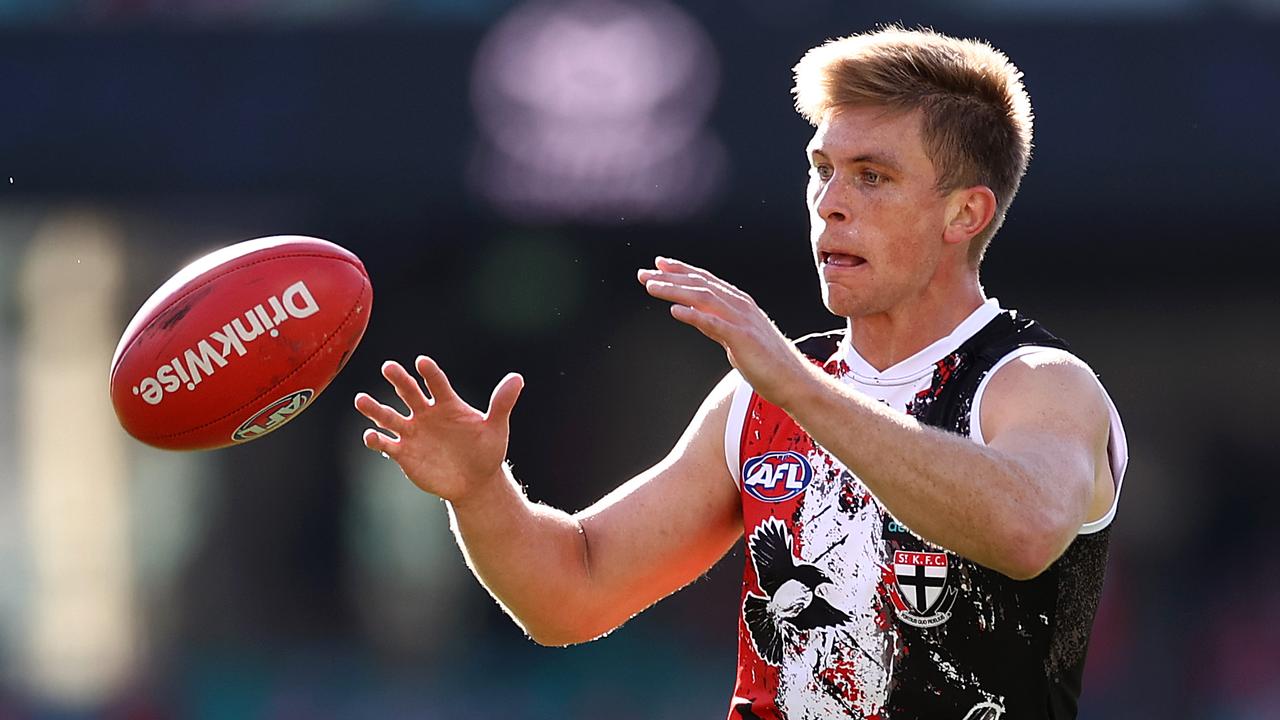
[986,347,1099,393]
[683,369,746,460]
[976,347,1110,445]
[703,369,745,416]
[989,346,1095,382]
[716,370,756,487]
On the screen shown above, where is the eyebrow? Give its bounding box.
[808,148,904,173]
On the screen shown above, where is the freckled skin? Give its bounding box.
[354,71,1117,720]
[806,106,954,323]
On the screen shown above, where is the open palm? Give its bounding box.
[354,356,523,504]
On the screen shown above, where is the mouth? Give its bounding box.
[819,251,867,268]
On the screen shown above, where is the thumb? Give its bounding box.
[485,372,525,425]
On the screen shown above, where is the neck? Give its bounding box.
[845,271,986,372]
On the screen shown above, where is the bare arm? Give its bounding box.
[354,359,742,645]
[640,257,1112,580]
[779,349,1111,579]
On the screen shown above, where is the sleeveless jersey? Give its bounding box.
[722,300,1128,720]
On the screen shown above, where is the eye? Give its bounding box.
[861,169,884,185]
[812,164,834,181]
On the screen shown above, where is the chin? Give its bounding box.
[820,289,878,320]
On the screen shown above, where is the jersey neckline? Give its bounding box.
[836,298,1003,386]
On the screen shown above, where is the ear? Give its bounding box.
[942,186,998,246]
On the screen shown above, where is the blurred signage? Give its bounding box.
[469,0,725,222]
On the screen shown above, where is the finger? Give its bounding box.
[382,361,431,415]
[650,270,714,288]
[644,278,730,313]
[354,392,408,432]
[655,255,700,272]
[362,427,399,456]
[670,304,730,344]
[641,270,709,296]
[654,257,750,301]
[646,272,751,308]
[654,257,723,286]
[485,372,525,426]
[415,355,461,404]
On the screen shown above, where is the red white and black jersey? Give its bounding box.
[722,300,1128,720]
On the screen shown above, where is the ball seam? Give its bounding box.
[111,251,366,385]
[134,266,370,443]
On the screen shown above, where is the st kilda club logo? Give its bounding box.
[743,518,851,666]
[742,451,814,503]
[885,549,958,628]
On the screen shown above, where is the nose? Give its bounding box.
[812,176,849,224]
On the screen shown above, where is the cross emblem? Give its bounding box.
[893,550,949,614]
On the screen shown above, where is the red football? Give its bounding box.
[110,235,372,450]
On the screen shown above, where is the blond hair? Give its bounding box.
[793,26,1033,264]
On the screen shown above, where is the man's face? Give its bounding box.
[806,105,952,319]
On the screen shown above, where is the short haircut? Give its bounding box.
[793,26,1033,264]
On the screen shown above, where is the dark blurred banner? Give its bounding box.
[3,5,1279,230]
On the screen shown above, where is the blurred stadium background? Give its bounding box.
[2,0,1278,718]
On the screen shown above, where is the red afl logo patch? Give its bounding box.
[742,451,813,503]
[232,388,314,443]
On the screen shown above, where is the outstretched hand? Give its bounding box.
[638,256,813,407]
[354,356,523,505]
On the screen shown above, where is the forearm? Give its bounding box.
[446,463,596,645]
[635,257,1100,578]
[784,366,1076,577]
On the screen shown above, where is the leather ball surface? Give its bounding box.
[110,235,372,450]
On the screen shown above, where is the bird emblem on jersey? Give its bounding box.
[743,517,851,666]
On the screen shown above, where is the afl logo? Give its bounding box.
[232,389,314,443]
[742,451,813,503]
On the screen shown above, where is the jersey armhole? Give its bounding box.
[724,373,754,490]
[970,346,1129,535]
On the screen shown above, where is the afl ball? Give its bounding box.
[110,235,372,450]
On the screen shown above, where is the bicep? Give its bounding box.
[981,352,1112,528]
[573,372,743,624]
